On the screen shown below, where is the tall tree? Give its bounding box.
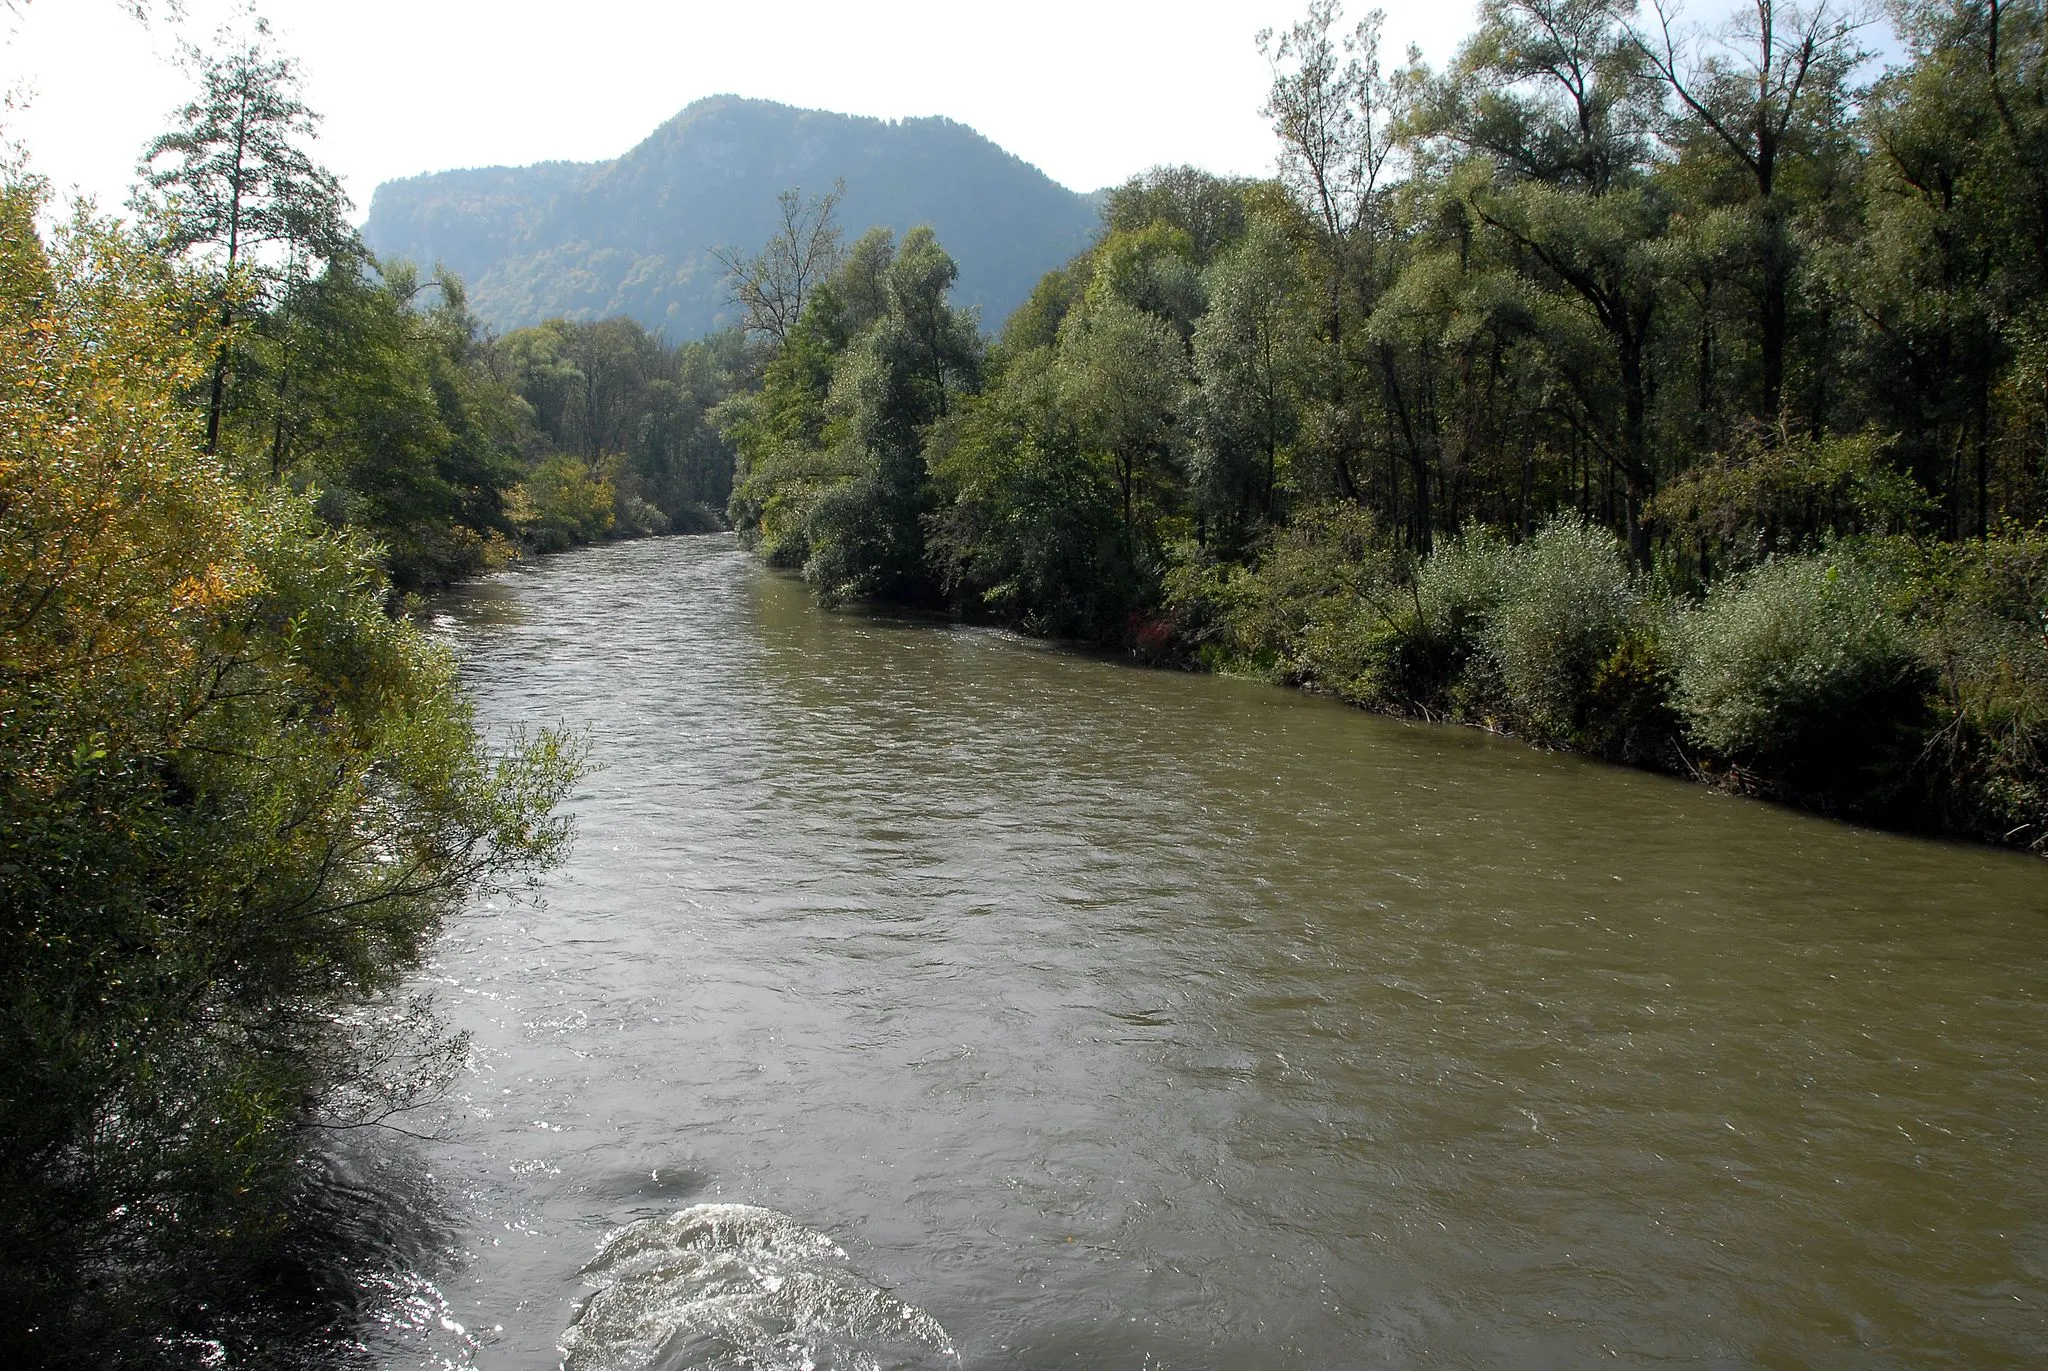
[1188,218,1310,544]
[1259,0,1412,500]
[133,20,351,454]
[1624,0,1865,419]
[0,177,577,1360]
[1432,0,1668,562]
[1059,297,1190,538]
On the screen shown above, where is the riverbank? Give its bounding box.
[1143,510,2048,856]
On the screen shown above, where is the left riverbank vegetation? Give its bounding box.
[117,22,751,595]
[0,21,597,1366]
[723,0,2048,854]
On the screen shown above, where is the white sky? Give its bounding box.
[2,0,1493,222]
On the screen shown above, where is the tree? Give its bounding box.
[714,181,846,346]
[0,182,579,1361]
[245,258,527,587]
[1188,218,1311,546]
[133,19,352,454]
[1846,0,2048,533]
[1103,165,1256,268]
[803,227,982,601]
[1624,0,1866,418]
[1058,297,1189,537]
[1259,0,1413,499]
[927,347,1136,638]
[1432,0,1669,562]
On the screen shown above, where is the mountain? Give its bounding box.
[361,96,1106,339]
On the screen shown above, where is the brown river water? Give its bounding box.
[356,532,2046,1369]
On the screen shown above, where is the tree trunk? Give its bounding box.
[206,319,230,456]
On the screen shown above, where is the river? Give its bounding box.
[356,533,2045,1369]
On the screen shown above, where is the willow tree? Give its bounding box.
[1188,218,1311,545]
[1429,0,1669,562]
[1625,0,1866,420]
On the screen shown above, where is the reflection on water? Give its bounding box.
[363,534,2045,1369]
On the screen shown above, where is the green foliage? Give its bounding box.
[1650,427,1929,580]
[1475,519,1643,740]
[132,19,354,457]
[133,23,353,277]
[1161,503,1419,703]
[0,188,580,1360]
[1669,554,1934,807]
[1001,256,1094,357]
[1882,529,2048,847]
[1057,297,1189,539]
[517,454,619,552]
[1187,217,1311,553]
[237,258,525,589]
[493,315,748,538]
[1085,223,1207,336]
[723,223,981,606]
[1403,524,1513,704]
[1189,512,1667,753]
[927,350,1137,638]
[1102,165,1257,268]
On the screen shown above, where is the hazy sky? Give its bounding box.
[1,0,1494,221]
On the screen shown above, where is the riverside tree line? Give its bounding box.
[725,0,2048,851]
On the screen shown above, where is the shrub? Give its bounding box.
[1881,529,2048,847]
[1480,519,1641,742]
[517,454,617,552]
[1582,630,1680,765]
[1649,425,1928,583]
[1409,523,1512,712]
[1196,502,1408,696]
[1670,553,1934,807]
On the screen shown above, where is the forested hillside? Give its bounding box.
[363,96,1103,337]
[726,0,2048,853]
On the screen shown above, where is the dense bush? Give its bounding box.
[516,454,618,552]
[1883,531,2048,847]
[1196,502,1402,687]
[1479,520,1643,742]
[1200,515,1651,745]
[1668,554,1934,809]
[1649,428,1928,582]
[928,352,1141,638]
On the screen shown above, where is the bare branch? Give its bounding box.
[715,180,846,345]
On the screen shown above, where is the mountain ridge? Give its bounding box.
[363,96,1107,338]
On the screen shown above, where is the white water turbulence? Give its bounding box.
[559,1204,960,1371]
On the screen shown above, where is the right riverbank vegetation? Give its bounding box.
[722,0,2048,854]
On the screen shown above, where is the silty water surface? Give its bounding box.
[367,534,2045,1369]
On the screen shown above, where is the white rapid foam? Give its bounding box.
[559,1204,959,1371]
